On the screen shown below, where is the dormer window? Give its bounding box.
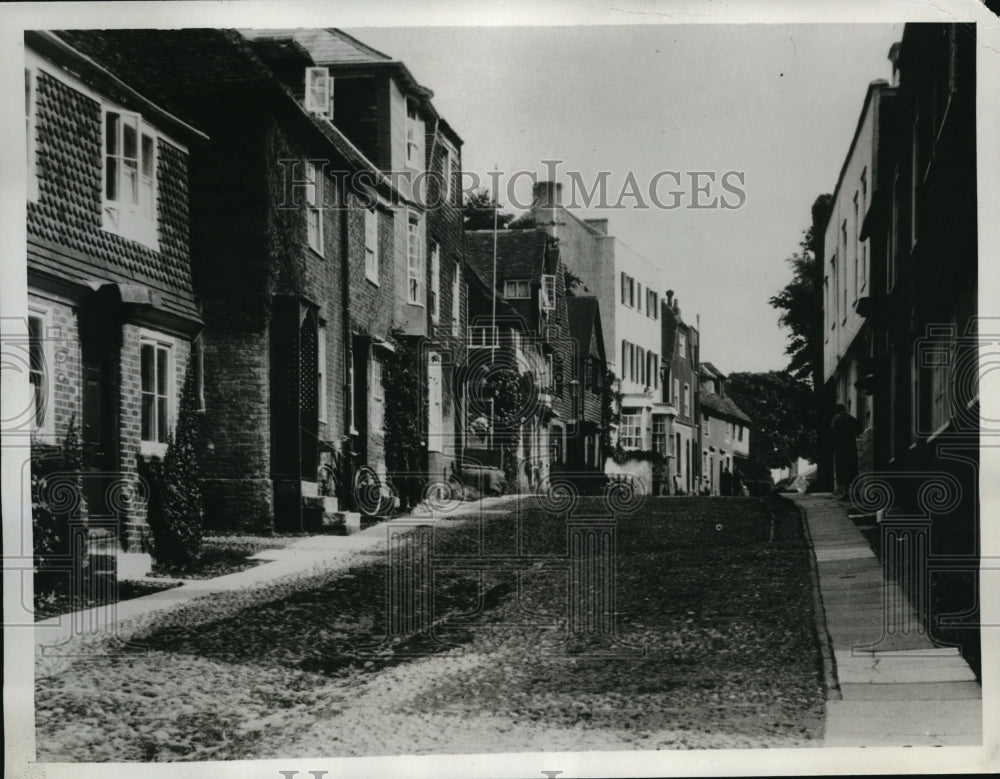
[503,280,530,299]
[102,108,158,250]
[540,274,556,311]
[305,67,332,118]
[406,100,423,169]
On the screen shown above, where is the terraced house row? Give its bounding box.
[25,27,753,571]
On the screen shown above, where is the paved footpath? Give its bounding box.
[34,495,521,655]
[791,492,981,747]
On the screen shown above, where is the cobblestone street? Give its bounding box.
[35,496,826,761]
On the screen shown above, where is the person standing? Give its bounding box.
[831,403,862,498]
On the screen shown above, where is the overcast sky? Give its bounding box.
[346,24,903,375]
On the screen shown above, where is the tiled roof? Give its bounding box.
[465,229,549,287]
[700,361,726,380]
[700,391,752,425]
[243,28,393,63]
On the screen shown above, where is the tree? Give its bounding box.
[769,193,831,386]
[726,371,820,482]
[463,188,515,231]
[383,328,426,510]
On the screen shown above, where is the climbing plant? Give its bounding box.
[382,327,426,509]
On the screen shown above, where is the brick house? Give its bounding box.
[56,29,415,532]
[698,362,751,496]
[659,291,700,494]
[25,31,206,559]
[242,28,469,492]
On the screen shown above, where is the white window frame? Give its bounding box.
[139,329,176,458]
[364,207,379,284]
[305,161,323,255]
[406,100,422,169]
[407,214,424,305]
[317,322,327,423]
[27,306,54,437]
[102,107,159,251]
[451,260,462,335]
[304,67,333,117]
[619,411,643,450]
[503,280,531,299]
[370,353,385,432]
[540,274,556,311]
[430,242,441,323]
[469,324,498,349]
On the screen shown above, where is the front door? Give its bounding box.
[79,295,120,518]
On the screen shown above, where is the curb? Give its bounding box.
[788,496,842,703]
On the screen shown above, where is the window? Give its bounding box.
[427,353,443,451]
[140,334,173,454]
[441,145,454,204]
[470,325,498,349]
[304,67,332,116]
[406,100,422,168]
[317,323,327,423]
[407,215,423,305]
[504,280,531,299]
[738,424,744,442]
[653,415,667,455]
[540,274,556,311]
[28,311,51,434]
[673,378,680,408]
[370,355,385,432]
[620,410,642,449]
[647,289,658,319]
[683,383,690,417]
[629,277,636,307]
[621,272,629,304]
[305,161,323,254]
[678,330,687,359]
[451,261,462,335]
[637,283,643,313]
[823,276,830,336]
[621,340,629,379]
[103,109,158,248]
[831,256,838,325]
[364,208,379,283]
[840,221,848,321]
[549,423,564,464]
[430,242,441,323]
[726,422,732,442]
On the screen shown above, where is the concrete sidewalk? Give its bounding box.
[34,495,522,655]
[791,493,981,747]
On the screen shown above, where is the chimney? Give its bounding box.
[888,41,901,86]
[673,297,680,315]
[665,289,674,307]
[532,180,562,209]
[584,218,608,235]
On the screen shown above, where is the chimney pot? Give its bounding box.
[666,289,674,306]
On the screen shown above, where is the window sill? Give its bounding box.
[308,245,325,260]
[140,441,168,459]
[102,208,159,252]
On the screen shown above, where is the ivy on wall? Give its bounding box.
[382,327,426,509]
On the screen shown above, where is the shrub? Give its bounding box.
[141,358,204,565]
[32,414,85,567]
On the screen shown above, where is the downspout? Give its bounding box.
[340,173,355,503]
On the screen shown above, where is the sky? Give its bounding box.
[345,24,903,375]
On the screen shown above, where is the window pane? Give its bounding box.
[141,344,154,392]
[124,160,138,204]
[157,397,168,443]
[106,112,119,154]
[141,134,154,177]
[123,119,137,160]
[156,347,168,395]
[141,393,154,440]
[106,158,118,200]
